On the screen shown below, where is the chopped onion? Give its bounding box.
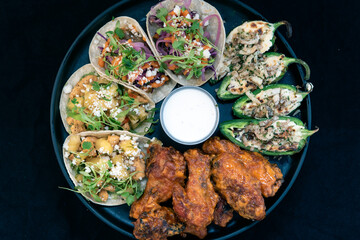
[202,14,222,46]
[245,91,261,105]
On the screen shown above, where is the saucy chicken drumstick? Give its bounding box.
[172,149,219,239]
[130,144,186,219]
[203,137,283,197]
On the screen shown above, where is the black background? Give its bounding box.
[1,0,359,239]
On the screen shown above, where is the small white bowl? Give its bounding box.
[160,86,219,145]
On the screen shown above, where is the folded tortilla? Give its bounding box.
[59,64,155,134]
[146,0,226,86]
[63,130,150,206]
[89,16,176,103]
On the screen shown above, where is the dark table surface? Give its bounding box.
[1,0,359,239]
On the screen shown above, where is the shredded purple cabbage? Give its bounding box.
[130,42,153,58]
[97,32,107,41]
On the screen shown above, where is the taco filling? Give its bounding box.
[64,133,149,205]
[149,5,221,80]
[97,21,169,92]
[65,72,154,134]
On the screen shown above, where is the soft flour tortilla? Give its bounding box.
[89,16,176,103]
[59,64,155,135]
[146,0,226,86]
[63,130,150,206]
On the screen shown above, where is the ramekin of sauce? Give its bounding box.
[160,86,219,145]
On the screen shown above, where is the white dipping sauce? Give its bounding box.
[161,87,219,144]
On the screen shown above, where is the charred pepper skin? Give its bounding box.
[216,53,311,101]
[220,117,317,156]
[232,84,310,119]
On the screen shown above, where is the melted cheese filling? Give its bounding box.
[241,88,303,118]
[233,119,304,152]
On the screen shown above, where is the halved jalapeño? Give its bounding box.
[217,52,310,100]
[233,84,312,119]
[220,117,318,155]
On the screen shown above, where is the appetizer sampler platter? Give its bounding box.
[50,0,312,239]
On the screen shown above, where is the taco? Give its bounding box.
[146,0,226,86]
[60,64,155,135]
[89,16,176,103]
[62,130,156,206]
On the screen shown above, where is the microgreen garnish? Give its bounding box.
[61,161,144,205]
[92,81,100,91]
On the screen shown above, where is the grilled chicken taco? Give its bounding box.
[146,0,226,86]
[60,64,155,135]
[89,16,176,103]
[63,130,156,206]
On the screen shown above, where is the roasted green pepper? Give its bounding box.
[233,83,312,119]
[220,116,318,155]
[216,52,310,100]
[226,20,292,56]
[215,20,292,82]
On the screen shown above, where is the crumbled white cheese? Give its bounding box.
[173,5,181,16]
[203,49,211,58]
[84,166,91,173]
[63,85,72,94]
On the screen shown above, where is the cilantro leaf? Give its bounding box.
[91,81,100,91]
[107,160,113,168]
[115,28,125,39]
[82,141,92,150]
[122,57,135,70]
[156,8,168,21]
[173,39,185,51]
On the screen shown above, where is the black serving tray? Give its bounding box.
[50,0,312,239]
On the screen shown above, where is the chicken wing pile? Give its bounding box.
[130,137,283,239]
[130,144,186,240]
